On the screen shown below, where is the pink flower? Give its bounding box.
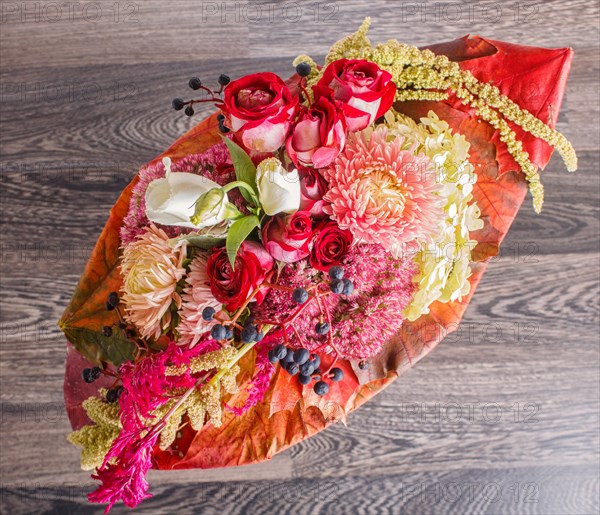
[262,211,313,263]
[314,59,396,131]
[321,126,444,252]
[252,244,417,359]
[286,96,346,168]
[222,72,298,152]
[298,166,328,219]
[177,252,222,347]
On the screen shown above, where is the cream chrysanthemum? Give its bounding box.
[120,224,188,340]
[177,252,221,347]
[387,111,485,321]
[322,125,444,252]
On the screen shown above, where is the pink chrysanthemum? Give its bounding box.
[321,126,444,252]
[120,141,245,245]
[120,224,187,341]
[252,244,417,359]
[177,252,222,347]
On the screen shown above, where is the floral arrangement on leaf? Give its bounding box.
[60,19,577,512]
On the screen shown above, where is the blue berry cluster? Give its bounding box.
[267,344,345,396]
[328,266,354,295]
[202,306,264,343]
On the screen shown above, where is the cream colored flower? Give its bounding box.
[386,111,484,321]
[255,157,301,215]
[120,224,188,340]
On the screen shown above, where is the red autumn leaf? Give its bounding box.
[63,36,573,470]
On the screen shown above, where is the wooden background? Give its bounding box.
[1,0,598,513]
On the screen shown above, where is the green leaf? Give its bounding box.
[61,326,136,366]
[174,233,226,250]
[226,215,260,268]
[222,138,258,204]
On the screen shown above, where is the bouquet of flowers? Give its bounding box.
[61,19,577,512]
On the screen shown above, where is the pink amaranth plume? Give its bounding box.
[252,244,417,360]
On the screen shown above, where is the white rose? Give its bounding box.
[255,157,301,216]
[145,157,229,229]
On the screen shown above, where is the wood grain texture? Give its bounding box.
[1,1,598,514]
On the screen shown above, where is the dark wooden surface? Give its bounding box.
[1,1,599,514]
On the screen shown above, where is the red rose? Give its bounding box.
[222,72,298,153]
[207,241,274,311]
[262,211,313,263]
[299,166,328,219]
[314,59,396,131]
[310,221,353,271]
[286,95,346,169]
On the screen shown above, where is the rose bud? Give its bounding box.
[221,72,298,153]
[190,187,241,227]
[145,157,229,229]
[262,211,313,263]
[256,157,301,216]
[207,241,274,311]
[298,167,329,219]
[310,220,353,272]
[314,59,396,131]
[286,96,346,169]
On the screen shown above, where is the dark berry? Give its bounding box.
[106,386,123,403]
[224,328,233,340]
[300,361,315,376]
[342,278,354,295]
[268,349,279,364]
[299,373,312,385]
[172,97,185,110]
[296,62,312,77]
[184,106,194,117]
[330,280,344,294]
[217,113,225,122]
[210,324,227,340]
[201,306,215,321]
[218,119,230,133]
[107,292,120,308]
[188,77,202,90]
[285,361,299,375]
[328,266,344,281]
[315,322,330,335]
[241,325,258,343]
[118,322,127,330]
[105,301,115,311]
[309,353,321,369]
[292,287,309,304]
[293,348,310,365]
[314,381,329,396]
[102,326,113,337]
[358,360,369,370]
[82,367,101,383]
[218,74,231,86]
[271,344,286,360]
[283,349,295,363]
[330,367,344,382]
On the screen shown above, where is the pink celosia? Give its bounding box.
[120,224,188,341]
[120,141,244,245]
[321,126,444,252]
[252,243,417,359]
[177,252,222,347]
[88,427,160,513]
[226,340,275,416]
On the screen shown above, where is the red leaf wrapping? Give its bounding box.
[62,36,573,469]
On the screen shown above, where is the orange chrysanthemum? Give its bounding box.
[321,126,444,252]
[120,224,187,340]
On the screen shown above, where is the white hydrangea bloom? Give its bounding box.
[384,111,484,321]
